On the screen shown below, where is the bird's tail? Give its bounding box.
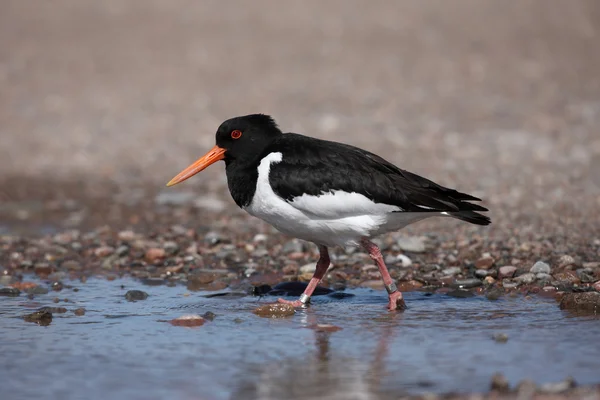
[447,210,491,226]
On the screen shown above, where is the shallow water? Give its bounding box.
[1,277,599,400]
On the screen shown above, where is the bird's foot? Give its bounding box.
[388,291,406,311]
[277,298,307,308]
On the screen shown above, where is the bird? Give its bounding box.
[166,114,490,310]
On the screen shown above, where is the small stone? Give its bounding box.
[253,303,295,318]
[498,266,517,279]
[299,262,317,274]
[0,287,20,297]
[396,236,426,253]
[475,255,495,269]
[118,230,136,241]
[34,263,53,276]
[51,281,64,291]
[492,333,508,343]
[27,286,49,295]
[204,232,222,246]
[475,269,489,278]
[553,271,580,284]
[486,287,504,300]
[515,273,535,284]
[454,279,482,289]
[539,377,576,393]
[116,245,129,256]
[253,234,268,243]
[62,260,82,271]
[593,281,600,291]
[556,255,576,269]
[530,261,551,274]
[396,254,412,267]
[442,267,462,276]
[484,276,496,285]
[125,290,149,301]
[163,241,179,255]
[145,248,166,263]
[94,246,115,257]
[38,306,67,314]
[169,314,206,327]
[502,281,518,289]
[559,292,600,314]
[202,311,216,321]
[536,273,552,281]
[73,308,86,316]
[282,240,304,254]
[23,310,52,326]
[490,373,510,392]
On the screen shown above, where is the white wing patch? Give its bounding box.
[290,190,401,219]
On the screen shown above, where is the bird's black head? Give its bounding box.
[166,114,282,187]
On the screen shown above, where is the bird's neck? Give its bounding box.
[225,160,259,208]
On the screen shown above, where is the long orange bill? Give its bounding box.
[166,145,226,187]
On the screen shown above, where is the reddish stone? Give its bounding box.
[145,248,166,263]
[169,315,205,327]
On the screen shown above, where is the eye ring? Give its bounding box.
[231,130,242,139]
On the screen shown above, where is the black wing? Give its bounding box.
[267,133,490,225]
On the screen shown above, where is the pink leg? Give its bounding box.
[278,245,330,307]
[361,238,406,311]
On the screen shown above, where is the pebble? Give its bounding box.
[253,234,268,243]
[559,292,600,313]
[475,269,490,278]
[557,255,576,269]
[299,262,317,274]
[23,310,52,326]
[396,254,412,268]
[475,255,495,269]
[38,306,67,314]
[52,281,64,291]
[493,333,509,343]
[116,245,129,256]
[536,273,552,281]
[125,290,149,301]
[442,267,462,276]
[454,279,482,289]
[485,287,504,300]
[282,240,304,254]
[27,286,49,295]
[539,377,576,393]
[118,230,136,241]
[169,314,206,327]
[593,281,600,291]
[490,373,510,392]
[73,308,86,316]
[484,276,496,285]
[145,248,166,263]
[515,273,535,284]
[498,266,517,279]
[530,261,551,274]
[204,231,222,246]
[154,191,195,206]
[396,236,426,253]
[252,303,295,318]
[0,287,20,297]
[163,241,179,255]
[94,246,115,257]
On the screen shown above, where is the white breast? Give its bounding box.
[244,152,437,247]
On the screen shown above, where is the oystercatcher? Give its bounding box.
[167,114,490,310]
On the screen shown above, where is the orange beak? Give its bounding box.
[166,145,226,187]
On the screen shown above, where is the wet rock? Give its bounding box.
[38,306,67,314]
[73,308,86,316]
[396,236,426,253]
[125,290,149,301]
[515,273,535,284]
[553,271,580,285]
[454,279,482,289]
[397,254,412,268]
[23,310,52,326]
[536,273,552,282]
[27,286,49,295]
[559,292,600,314]
[475,269,490,278]
[475,254,495,269]
[145,248,166,263]
[163,241,179,255]
[539,377,576,393]
[442,267,461,276]
[576,269,595,283]
[253,303,295,318]
[502,281,518,289]
[486,287,504,300]
[492,333,509,343]
[204,231,222,246]
[531,261,551,274]
[490,373,510,392]
[169,314,206,327]
[557,255,576,269]
[9,281,36,290]
[498,266,517,279]
[202,311,216,321]
[446,289,474,298]
[0,287,20,297]
[253,233,268,243]
[34,263,53,276]
[94,246,115,257]
[52,281,64,291]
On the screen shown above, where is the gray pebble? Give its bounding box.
[27,286,49,295]
[282,240,304,254]
[204,232,222,246]
[530,261,551,274]
[125,290,148,301]
[116,245,130,256]
[442,267,462,276]
[253,234,268,243]
[515,273,536,284]
[0,287,20,297]
[475,269,489,278]
[455,278,483,288]
[163,241,179,255]
[396,236,426,253]
[493,333,509,343]
[536,273,552,281]
[397,254,412,268]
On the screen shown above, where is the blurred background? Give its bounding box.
[1,0,599,236]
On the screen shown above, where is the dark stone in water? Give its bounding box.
[0,287,20,297]
[446,289,475,298]
[27,286,49,295]
[38,306,67,314]
[202,311,216,321]
[486,287,504,301]
[268,282,333,297]
[73,308,86,316]
[453,279,483,289]
[52,281,64,291]
[24,310,52,326]
[559,292,600,314]
[125,290,149,301]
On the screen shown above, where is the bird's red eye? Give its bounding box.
[231,130,242,139]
